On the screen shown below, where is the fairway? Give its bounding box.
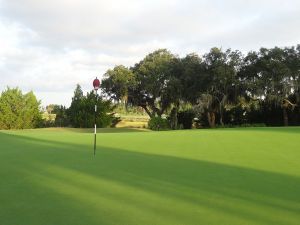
[0,127,300,225]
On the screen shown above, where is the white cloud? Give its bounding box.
[0,0,299,106]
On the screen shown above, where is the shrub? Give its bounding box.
[148,117,169,131]
[177,110,195,129]
[0,88,42,129]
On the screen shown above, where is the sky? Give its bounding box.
[0,0,300,106]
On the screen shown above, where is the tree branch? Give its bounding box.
[282,99,297,110]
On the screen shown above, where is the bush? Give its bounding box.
[177,110,195,129]
[148,117,169,131]
[0,88,42,129]
[67,86,116,128]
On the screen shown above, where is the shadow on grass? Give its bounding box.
[0,132,300,225]
[40,127,150,133]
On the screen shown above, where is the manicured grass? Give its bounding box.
[0,127,300,225]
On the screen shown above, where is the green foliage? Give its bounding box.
[67,85,116,128]
[110,49,181,118]
[101,45,300,128]
[102,65,136,105]
[53,105,69,127]
[0,87,42,129]
[148,116,169,131]
[180,53,205,103]
[240,46,300,126]
[177,110,195,129]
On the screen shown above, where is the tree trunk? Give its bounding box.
[207,112,216,128]
[219,105,224,126]
[283,107,288,126]
[141,105,154,118]
[174,108,178,129]
[219,95,226,126]
[124,95,128,112]
[281,99,297,126]
[211,112,216,128]
[170,107,178,130]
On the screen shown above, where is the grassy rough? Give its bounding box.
[0,127,300,225]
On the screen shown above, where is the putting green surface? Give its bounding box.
[0,127,300,225]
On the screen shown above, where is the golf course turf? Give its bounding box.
[0,127,300,225]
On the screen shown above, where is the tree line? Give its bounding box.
[1,45,299,130]
[45,84,118,128]
[0,85,117,130]
[102,45,300,129]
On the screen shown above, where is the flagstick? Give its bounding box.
[92,77,100,157]
[94,90,97,156]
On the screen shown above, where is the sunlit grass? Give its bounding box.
[0,127,300,225]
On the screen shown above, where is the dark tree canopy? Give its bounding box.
[102,45,300,128]
[102,65,136,104]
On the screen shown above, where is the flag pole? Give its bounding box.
[93,77,100,156]
[94,89,97,156]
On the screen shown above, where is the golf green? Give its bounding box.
[0,127,300,225]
